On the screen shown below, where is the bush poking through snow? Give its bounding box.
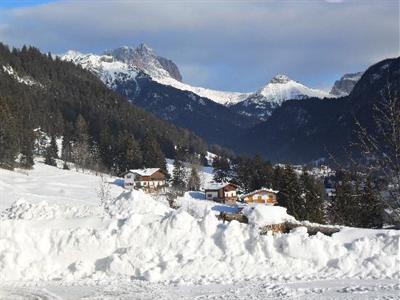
[97,175,112,215]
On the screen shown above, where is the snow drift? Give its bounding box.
[0,189,398,284]
[242,205,296,226]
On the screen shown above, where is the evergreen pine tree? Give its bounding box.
[44,145,57,166]
[272,166,285,192]
[172,159,186,193]
[71,115,92,171]
[329,171,360,226]
[278,166,304,220]
[300,171,326,223]
[0,100,18,170]
[75,114,89,143]
[187,165,201,191]
[212,156,231,182]
[19,129,34,169]
[141,133,166,170]
[358,177,384,228]
[125,136,143,170]
[49,135,58,159]
[63,161,70,170]
[61,123,73,170]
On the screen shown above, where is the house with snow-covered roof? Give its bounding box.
[124,168,167,192]
[241,188,278,206]
[204,182,238,204]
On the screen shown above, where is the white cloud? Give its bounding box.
[0,0,398,91]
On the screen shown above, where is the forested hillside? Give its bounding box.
[241,57,400,163]
[0,43,209,173]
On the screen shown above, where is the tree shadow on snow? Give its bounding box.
[188,191,205,200]
[112,178,125,187]
[211,205,240,214]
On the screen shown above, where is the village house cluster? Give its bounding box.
[123,168,278,206]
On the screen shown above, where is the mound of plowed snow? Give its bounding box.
[0,191,398,283]
[0,163,398,284]
[242,205,296,226]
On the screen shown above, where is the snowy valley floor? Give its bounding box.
[0,161,399,299]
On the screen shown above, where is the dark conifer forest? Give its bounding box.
[0,43,208,173]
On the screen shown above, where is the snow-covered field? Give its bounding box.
[0,160,399,299]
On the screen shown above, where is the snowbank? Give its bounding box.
[0,199,100,220]
[0,163,399,285]
[242,205,296,226]
[176,191,240,219]
[0,191,398,284]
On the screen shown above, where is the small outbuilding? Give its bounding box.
[204,182,238,204]
[241,188,278,205]
[124,168,167,192]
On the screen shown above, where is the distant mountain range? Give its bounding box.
[61,43,364,145]
[61,43,354,119]
[62,45,255,146]
[60,43,393,164]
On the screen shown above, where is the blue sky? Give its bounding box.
[0,0,56,8]
[0,0,398,92]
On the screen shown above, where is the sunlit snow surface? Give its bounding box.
[0,160,398,299]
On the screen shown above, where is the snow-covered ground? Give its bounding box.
[166,158,214,190]
[0,160,399,299]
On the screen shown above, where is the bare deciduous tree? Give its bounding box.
[353,81,400,221]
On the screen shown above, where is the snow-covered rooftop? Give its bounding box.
[129,168,161,176]
[204,182,236,190]
[241,188,279,198]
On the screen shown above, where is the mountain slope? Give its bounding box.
[63,45,250,106]
[240,57,400,163]
[231,74,331,121]
[330,72,363,97]
[63,44,333,121]
[103,44,249,106]
[128,72,256,145]
[62,48,257,146]
[0,43,209,170]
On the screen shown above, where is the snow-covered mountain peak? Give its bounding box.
[136,43,154,54]
[61,51,139,88]
[105,44,155,64]
[231,74,333,121]
[103,44,180,82]
[256,75,331,104]
[61,45,331,110]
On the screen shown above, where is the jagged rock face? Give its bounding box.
[330,72,363,97]
[156,56,182,82]
[104,44,183,82]
[269,74,291,84]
